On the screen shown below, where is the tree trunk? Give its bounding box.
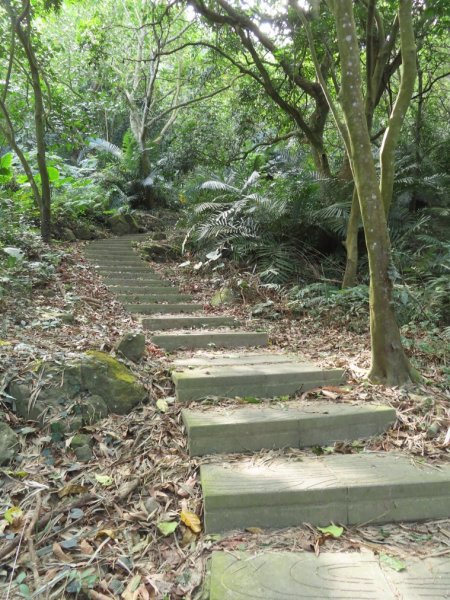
[333,0,418,385]
[12,1,52,242]
[342,188,360,288]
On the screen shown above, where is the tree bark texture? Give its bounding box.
[332,0,418,385]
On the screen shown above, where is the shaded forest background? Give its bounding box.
[0,0,449,381]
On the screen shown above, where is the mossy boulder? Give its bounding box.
[81,351,146,414]
[141,241,180,263]
[8,352,146,427]
[0,421,19,465]
[73,222,96,240]
[211,287,235,307]
[108,214,140,235]
[116,332,146,362]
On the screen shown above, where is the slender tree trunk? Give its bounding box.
[342,188,360,288]
[9,1,52,242]
[333,0,418,384]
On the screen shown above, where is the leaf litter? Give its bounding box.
[0,239,449,598]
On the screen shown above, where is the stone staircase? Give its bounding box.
[85,235,450,599]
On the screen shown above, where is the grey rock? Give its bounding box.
[60,228,76,242]
[73,223,95,240]
[141,241,179,262]
[116,332,146,362]
[70,434,92,449]
[144,497,160,515]
[74,445,93,462]
[79,395,108,425]
[80,351,146,414]
[108,214,140,235]
[0,421,19,465]
[211,287,235,307]
[8,353,146,427]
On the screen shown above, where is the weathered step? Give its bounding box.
[172,362,345,402]
[102,276,166,284]
[201,453,450,533]
[142,315,240,331]
[97,268,160,275]
[85,251,140,258]
[112,287,179,295]
[209,551,450,600]
[115,289,183,298]
[116,294,192,303]
[173,352,297,367]
[182,402,395,456]
[125,303,203,314]
[151,331,268,351]
[87,260,146,267]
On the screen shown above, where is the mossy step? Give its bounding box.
[201,453,450,533]
[209,551,450,600]
[172,362,345,402]
[125,303,203,315]
[151,331,268,351]
[142,316,240,331]
[116,294,192,303]
[182,402,395,456]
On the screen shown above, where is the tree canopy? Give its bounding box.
[1,0,449,385]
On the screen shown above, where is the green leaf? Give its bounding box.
[0,152,13,169]
[95,474,113,487]
[317,524,344,538]
[380,553,406,572]
[4,506,23,524]
[18,583,31,598]
[156,398,168,413]
[47,166,60,182]
[157,520,178,536]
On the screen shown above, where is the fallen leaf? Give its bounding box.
[58,483,89,498]
[95,474,113,487]
[52,542,72,562]
[157,521,178,536]
[3,506,23,527]
[95,528,118,540]
[317,524,344,538]
[180,509,201,533]
[156,398,168,413]
[245,527,263,534]
[79,539,95,555]
[380,553,406,572]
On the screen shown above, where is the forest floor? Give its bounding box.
[0,237,449,599]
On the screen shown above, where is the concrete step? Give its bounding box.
[116,293,192,303]
[201,453,450,532]
[106,284,174,292]
[125,303,203,315]
[151,331,268,351]
[172,362,345,402]
[97,268,160,275]
[142,315,240,331]
[87,260,146,267]
[182,402,395,456]
[173,352,298,367]
[102,276,166,284]
[114,283,182,298]
[85,251,139,257]
[209,551,450,600]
